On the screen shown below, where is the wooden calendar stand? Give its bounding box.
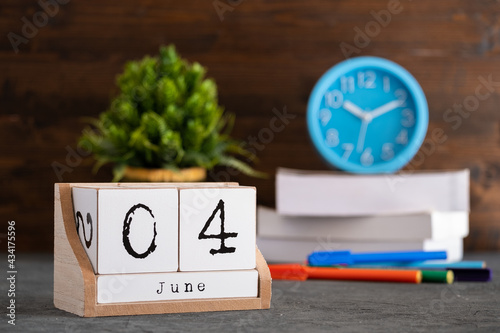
[54,183,272,317]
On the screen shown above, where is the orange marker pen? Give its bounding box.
[269,264,422,284]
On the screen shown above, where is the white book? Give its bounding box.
[258,206,469,241]
[256,236,463,263]
[276,168,469,216]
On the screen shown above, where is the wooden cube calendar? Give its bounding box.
[54,183,271,317]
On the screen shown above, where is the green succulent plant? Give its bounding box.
[79,45,263,181]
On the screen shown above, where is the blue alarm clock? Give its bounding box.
[307,56,428,173]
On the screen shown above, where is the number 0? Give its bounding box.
[122,204,157,259]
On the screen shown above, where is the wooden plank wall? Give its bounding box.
[1,0,500,252]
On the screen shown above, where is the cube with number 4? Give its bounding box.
[179,187,256,271]
[72,187,179,274]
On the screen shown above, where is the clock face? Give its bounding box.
[307,57,428,173]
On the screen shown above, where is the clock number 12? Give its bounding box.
[358,71,376,89]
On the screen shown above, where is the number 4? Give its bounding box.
[198,199,238,255]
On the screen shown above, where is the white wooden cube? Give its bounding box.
[72,187,178,274]
[179,187,256,271]
[72,187,98,272]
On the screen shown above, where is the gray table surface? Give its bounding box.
[1,253,499,332]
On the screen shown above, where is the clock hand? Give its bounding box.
[344,101,372,152]
[343,101,367,120]
[369,100,402,119]
[357,119,369,153]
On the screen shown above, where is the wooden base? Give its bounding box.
[54,183,272,317]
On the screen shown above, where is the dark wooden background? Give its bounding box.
[2,0,500,252]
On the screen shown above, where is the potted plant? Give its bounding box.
[79,45,262,182]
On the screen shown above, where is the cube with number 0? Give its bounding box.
[179,187,256,271]
[72,187,179,274]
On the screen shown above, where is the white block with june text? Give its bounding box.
[97,269,258,304]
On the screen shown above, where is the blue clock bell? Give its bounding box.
[307,56,428,173]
